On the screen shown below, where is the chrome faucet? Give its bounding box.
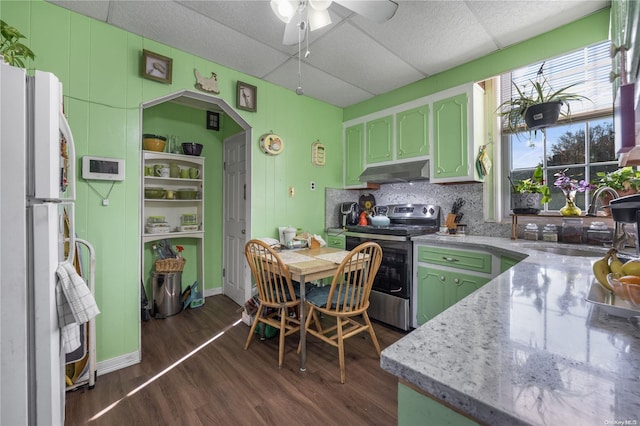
[586,186,619,216]
[586,186,626,250]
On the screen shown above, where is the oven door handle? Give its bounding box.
[442,256,460,263]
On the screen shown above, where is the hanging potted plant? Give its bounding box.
[0,19,35,67]
[508,164,551,214]
[497,73,590,133]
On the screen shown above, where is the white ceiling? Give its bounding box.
[47,0,610,108]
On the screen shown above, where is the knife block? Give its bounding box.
[445,213,457,229]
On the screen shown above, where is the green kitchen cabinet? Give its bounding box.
[396,105,429,159]
[398,383,480,426]
[366,115,393,164]
[326,234,345,249]
[344,123,365,187]
[415,244,492,326]
[500,255,521,273]
[431,83,485,183]
[416,265,490,325]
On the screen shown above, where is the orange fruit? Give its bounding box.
[619,275,640,285]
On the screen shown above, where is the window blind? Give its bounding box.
[500,41,612,129]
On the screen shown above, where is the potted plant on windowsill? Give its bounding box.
[592,167,640,215]
[509,165,551,214]
[497,75,590,133]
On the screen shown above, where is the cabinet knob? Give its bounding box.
[439,275,446,282]
[454,278,460,284]
[241,229,246,234]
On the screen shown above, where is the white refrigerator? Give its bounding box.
[0,61,79,425]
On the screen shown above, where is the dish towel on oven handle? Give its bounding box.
[55,260,100,354]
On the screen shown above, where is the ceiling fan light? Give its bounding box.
[309,0,332,11]
[308,8,331,31]
[271,0,295,23]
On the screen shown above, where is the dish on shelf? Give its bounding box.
[585,279,640,318]
[147,215,166,224]
[175,189,198,199]
[182,142,203,156]
[181,214,198,225]
[143,134,166,152]
[145,223,171,234]
[178,225,199,232]
[144,188,166,199]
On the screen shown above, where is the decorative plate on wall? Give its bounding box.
[259,133,284,156]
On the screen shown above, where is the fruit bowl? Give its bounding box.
[606,273,640,306]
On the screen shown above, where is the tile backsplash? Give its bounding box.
[325,181,511,238]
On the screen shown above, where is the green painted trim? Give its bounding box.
[344,8,611,121]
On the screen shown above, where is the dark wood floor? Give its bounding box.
[65,295,406,425]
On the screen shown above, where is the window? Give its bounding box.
[503,41,614,214]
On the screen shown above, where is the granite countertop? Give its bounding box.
[381,235,640,425]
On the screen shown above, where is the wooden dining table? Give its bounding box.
[276,246,351,371]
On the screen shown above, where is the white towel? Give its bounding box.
[56,261,100,354]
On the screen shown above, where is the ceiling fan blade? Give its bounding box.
[334,0,398,23]
[282,9,307,45]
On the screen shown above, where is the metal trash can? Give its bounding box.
[152,272,182,317]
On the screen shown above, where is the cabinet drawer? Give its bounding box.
[417,246,491,274]
[327,235,346,249]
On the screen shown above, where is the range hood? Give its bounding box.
[358,160,429,184]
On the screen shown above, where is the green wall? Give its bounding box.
[1,0,342,363]
[344,8,611,121]
[1,1,610,367]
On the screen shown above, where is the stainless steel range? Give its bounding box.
[345,204,440,330]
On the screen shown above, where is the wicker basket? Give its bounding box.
[155,257,186,272]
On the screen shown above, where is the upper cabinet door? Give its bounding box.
[366,115,393,164]
[433,93,468,179]
[344,123,365,187]
[431,83,485,183]
[396,105,429,159]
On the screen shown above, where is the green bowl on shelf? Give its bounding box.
[175,189,198,200]
[144,188,166,199]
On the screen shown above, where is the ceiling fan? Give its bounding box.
[271,0,399,45]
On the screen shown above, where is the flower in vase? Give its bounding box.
[553,169,595,216]
[553,169,595,194]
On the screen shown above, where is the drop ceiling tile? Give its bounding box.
[265,58,372,107]
[307,22,425,95]
[48,0,111,21]
[351,1,497,76]
[107,1,289,78]
[466,0,611,49]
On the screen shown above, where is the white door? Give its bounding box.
[223,132,248,305]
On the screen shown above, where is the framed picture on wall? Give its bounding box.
[142,49,173,84]
[236,81,257,112]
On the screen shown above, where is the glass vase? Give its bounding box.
[559,189,581,216]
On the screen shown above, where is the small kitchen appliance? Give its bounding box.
[345,204,440,330]
[607,194,640,255]
[339,202,360,227]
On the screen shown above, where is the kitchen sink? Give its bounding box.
[521,244,605,257]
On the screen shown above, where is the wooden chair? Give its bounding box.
[302,242,383,383]
[243,239,301,367]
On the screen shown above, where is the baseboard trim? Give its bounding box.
[96,350,140,376]
[204,287,222,298]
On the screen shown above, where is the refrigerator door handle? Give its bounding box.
[59,110,76,201]
[60,201,75,265]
